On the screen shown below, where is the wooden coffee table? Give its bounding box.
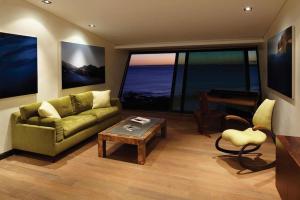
[98,116,167,164]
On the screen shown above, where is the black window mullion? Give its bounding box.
[244,50,250,91]
[180,51,189,112]
[118,53,132,99]
[255,48,262,100]
[170,52,179,111]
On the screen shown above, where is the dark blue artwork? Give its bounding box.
[0,32,37,99]
[61,42,105,89]
[268,26,293,98]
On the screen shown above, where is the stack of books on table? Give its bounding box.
[130,117,151,125]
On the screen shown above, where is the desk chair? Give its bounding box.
[215,99,276,171]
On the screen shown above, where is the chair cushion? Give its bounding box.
[252,99,275,131]
[79,106,120,122]
[222,128,267,147]
[61,115,97,138]
[70,92,93,113]
[48,96,74,118]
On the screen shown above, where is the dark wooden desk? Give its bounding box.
[205,94,258,108]
[194,91,258,133]
[276,135,300,200]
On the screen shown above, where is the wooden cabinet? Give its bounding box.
[276,135,300,200]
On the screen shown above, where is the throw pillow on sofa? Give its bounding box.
[38,101,61,119]
[92,90,111,109]
[70,91,93,113]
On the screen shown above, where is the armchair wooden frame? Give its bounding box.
[215,115,276,171]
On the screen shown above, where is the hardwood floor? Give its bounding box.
[0,111,280,200]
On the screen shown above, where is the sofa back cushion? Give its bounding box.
[48,96,74,118]
[20,102,42,120]
[70,91,93,113]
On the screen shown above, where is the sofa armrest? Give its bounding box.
[224,115,251,131]
[11,111,64,143]
[225,115,250,126]
[110,98,122,110]
[11,111,23,124]
[15,115,64,143]
[12,124,57,157]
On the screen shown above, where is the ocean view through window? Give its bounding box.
[183,50,247,111]
[121,53,176,110]
[120,49,261,112]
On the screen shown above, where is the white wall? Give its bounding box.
[0,0,128,153]
[260,0,300,136]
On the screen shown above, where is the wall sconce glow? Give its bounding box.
[88,24,96,28]
[243,6,253,12]
[42,0,52,4]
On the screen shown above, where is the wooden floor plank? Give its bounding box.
[0,111,280,200]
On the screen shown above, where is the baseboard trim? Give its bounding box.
[0,149,15,160]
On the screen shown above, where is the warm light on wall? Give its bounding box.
[42,0,52,4]
[64,31,89,44]
[244,6,253,12]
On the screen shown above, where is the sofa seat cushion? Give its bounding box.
[61,115,97,138]
[27,116,60,126]
[79,106,120,122]
[27,117,64,142]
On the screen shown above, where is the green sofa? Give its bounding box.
[11,91,121,157]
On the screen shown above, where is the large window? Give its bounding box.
[248,50,260,92]
[120,53,176,110]
[183,50,247,111]
[120,48,261,112]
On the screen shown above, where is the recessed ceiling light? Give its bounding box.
[88,24,96,28]
[42,0,52,4]
[244,6,253,12]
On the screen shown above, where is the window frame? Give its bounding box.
[119,47,261,113]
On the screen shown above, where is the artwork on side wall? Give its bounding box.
[0,32,37,99]
[267,26,293,98]
[61,41,105,89]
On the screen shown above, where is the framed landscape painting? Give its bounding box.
[267,26,293,98]
[61,41,105,89]
[0,32,37,99]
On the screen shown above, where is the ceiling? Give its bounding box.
[26,0,286,46]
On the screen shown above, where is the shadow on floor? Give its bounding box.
[215,154,274,175]
[7,133,166,167]
[6,135,98,169]
[106,135,164,164]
